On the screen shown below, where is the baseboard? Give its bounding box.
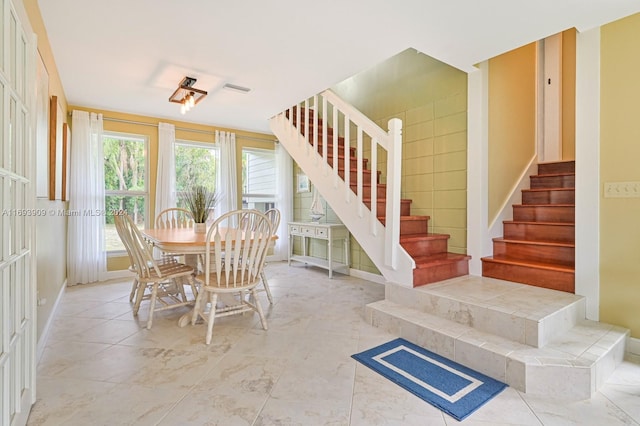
[36,278,66,364]
[349,268,385,285]
[102,269,136,281]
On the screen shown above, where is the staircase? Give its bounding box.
[270,91,469,287]
[481,160,575,292]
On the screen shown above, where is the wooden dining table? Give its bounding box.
[141,226,277,326]
[142,226,278,258]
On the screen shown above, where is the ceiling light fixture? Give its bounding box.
[169,76,208,114]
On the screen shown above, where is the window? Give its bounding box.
[175,141,219,216]
[242,147,276,213]
[103,132,148,253]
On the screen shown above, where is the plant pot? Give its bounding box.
[194,223,207,234]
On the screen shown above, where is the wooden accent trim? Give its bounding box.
[48,95,58,200]
[61,123,69,201]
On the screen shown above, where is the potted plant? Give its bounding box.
[183,185,219,233]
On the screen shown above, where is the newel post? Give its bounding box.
[385,118,402,269]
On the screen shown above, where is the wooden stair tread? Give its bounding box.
[414,252,471,268]
[493,237,575,248]
[514,203,574,207]
[363,197,411,202]
[400,233,449,242]
[482,255,574,272]
[531,172,575,178]
[522,187,574,193]
[504,220,574,226]
[379,215,430,222]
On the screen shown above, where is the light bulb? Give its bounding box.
[189,92,195,107]
[180,103,186,114]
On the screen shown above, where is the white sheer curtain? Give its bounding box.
[67,110,106,285]
[274,141,293,260]
[155,122,176,218]
[216,130,237,215]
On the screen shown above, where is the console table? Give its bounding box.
[288,221,350,278]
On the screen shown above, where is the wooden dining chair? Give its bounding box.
[123,208,194,303]
[155,207,194,229]
[114,212,198,329]
[257,208,280,304]
[192,209,273,344]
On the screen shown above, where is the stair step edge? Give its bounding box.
[504,220,575,226]
[531,172,576,178]
[413,253,471,268]
[523,188,575,193]
[368,299,529,350]
[493,238,575,248]
[400,233,450,242]
[363,198,412,203]
[380,215,430,222]
[482,255,574,272]
[514,204,575,207]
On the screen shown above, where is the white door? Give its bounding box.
[0,0,37,425]
[538,32,563,162]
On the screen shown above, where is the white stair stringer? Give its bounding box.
[270,109,415,287]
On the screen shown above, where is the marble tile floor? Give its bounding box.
[29,261,640,426]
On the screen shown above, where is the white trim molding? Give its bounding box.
[574,26,601,320]
[467,61,490,275]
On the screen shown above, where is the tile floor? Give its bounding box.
[29,261,640,425]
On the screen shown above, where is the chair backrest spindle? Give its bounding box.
[205,209,272,290]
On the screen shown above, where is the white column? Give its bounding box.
[467,62,490,275]
[575,27,601,320]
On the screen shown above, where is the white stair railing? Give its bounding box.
[269,89,415,286]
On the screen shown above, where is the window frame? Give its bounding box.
[242,146,277,212]
[174,139,220,202]
[103,131,149,256]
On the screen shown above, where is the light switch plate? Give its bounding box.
[604,182,640,198]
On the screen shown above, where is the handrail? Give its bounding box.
[269,89,415,286]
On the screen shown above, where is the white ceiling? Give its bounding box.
[37,0,640,134]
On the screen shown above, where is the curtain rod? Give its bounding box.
[68,112,277,143]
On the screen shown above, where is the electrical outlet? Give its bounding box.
[604,182,640,198]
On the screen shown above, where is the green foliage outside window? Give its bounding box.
[103,136,146,225]
[175,144,217,209]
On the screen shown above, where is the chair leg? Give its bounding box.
[191,289,204,325]
[260,270,273,304]
[147,282,159,330]
[129,278,138,302]
[187,275,199,302]
[132,280,146,315]
[174,277,188,302]
[205,293,218,345]
[251,289,268,331]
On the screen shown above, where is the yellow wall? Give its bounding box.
[67,106,275,272]
[488,42,537,222]
[600,13,640,338]
[24,0,70,341]
[562,29,576,160]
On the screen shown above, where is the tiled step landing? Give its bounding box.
[365,275,629,400]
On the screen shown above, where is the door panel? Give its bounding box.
[0,1,36,425]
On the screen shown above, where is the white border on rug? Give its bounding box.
[372,345,483,403]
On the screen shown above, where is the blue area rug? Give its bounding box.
[352,338,508,421]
